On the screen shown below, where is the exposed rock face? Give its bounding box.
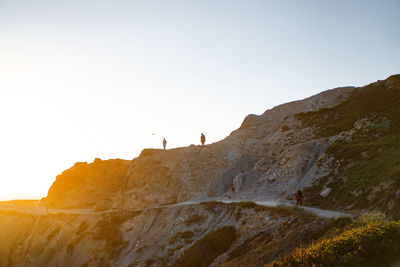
[320,187,332,198]
[46,84,357,209]
[232,173,244,192]
[46,159,130,208]
[45,75,400,215]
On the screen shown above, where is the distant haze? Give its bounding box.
[0,0,399,200]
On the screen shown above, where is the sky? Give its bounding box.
[0,0,399,200]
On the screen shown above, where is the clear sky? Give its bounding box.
[0,0,399,200]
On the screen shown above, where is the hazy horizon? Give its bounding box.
[1,0,399,200]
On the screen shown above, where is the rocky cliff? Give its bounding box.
[46,159,130,209]
[46,74,400,215]
[3,74,400,267]
[47,84,356,209]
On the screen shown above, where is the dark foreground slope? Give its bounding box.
[0,203,329,267]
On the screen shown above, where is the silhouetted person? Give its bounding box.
[163,138,167,150]
[295,189,304,206]
[201,133,206,146]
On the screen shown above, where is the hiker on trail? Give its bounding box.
[201,133,206,146]
[163,138,167,150]
[295,189,304,206]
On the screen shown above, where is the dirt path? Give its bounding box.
[0,203,47,215]
[164,199,351,219]
[0,199,351,219]
[253,200,351,219]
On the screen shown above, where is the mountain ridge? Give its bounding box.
[45,74,400,215]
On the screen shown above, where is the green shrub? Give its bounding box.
[359,211,387,225]
[271,220,400,266]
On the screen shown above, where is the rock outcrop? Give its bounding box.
[46,159,130,208]
[46,84,356,209]
[45,75,400,216]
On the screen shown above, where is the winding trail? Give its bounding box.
[0,199,351,219]
[163,200,351,219]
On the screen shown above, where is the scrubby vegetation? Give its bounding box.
[174,226,237,267]
[298,76,400,213]
[271,218,400,267]
[297,75,400,138]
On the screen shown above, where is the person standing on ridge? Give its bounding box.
[201,133,206,146]
[295,189,304,206]
[163,138,167,150]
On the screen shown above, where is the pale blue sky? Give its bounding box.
[0,0,399,199]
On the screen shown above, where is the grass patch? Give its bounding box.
[296,75,400,138]
[271,219,400,266]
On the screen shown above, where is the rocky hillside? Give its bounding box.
[46,75,400,216]
[3,74,400,267]
[0,202,331,267]
[46,159,130,209]
[298,75,400,216]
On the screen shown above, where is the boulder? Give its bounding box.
[320,187,332,198]
[232,173,244,192]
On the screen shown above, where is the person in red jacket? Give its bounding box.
[295,189,304,206]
